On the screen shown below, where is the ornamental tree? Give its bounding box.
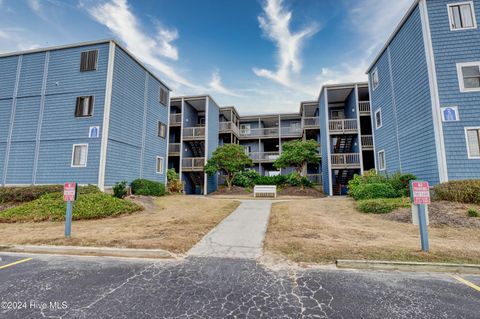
[204,144,253,190]
[274,139,320,181]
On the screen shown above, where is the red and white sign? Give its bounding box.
[64,182,76,202]
[411,181,430,205]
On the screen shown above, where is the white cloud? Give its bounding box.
[28,0,41,12]
[253,0,319,87]
[208,70,242,97]
[86,0,198,89]
[0,28,40,51]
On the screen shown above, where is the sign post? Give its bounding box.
[410,181,431,252]
[63,182,77,238]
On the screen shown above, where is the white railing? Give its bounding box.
[329,119,358,133]
[170,113,182,125]
[281,126,302,137]
[182,157,205,170]
[358,101,371,114]
[331,153,361,168]
[169,143,180,154]
[303,117,320,128]
[239,127,279,138]
[183,127,205,139]
[361,135,374,149]
[249,152,280,162]
[219,121,240,135]
[306,174,322,185]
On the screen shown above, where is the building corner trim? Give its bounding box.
[325,91,333,196]
[419,0,449,183]
[97,41,116,191]
[204,96,209,195]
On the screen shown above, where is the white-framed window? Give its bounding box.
[156,156,164,174]
[375,109,382,129]
[75,96,94,117]
[71,144,88,167]
[244,146,251,155]
[378,150,386,171]
[240,124,251,135]
[465,127,480,158]
[457,62,480,92]
[448,2,477,31]
[371,67,379,90]
[158,122,167,138]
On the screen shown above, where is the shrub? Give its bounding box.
[167,169,183,194]
[0,185,63,203]
[233,171,313,188]
[349,183,398,200]
[131,179,166,196]
[388,173,417,197]
[113,181,128,199]
[233,170,260,188]
[0,192,142,223]
[433,180,480,204]
[467,208,479,218]
[357,197,411,214]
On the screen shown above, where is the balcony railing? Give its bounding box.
[331,153,361,169]
[281,126,302,137]
[183,127,205,140]
[306,174,322,185]
[170,113,182,125]
[361,135,374,150]
[239,127,279,138]
[358,101,371,115]
[303,117,320,128]
[219,121,239,135]
[329,119,358,134]
[249,152,280,162]
[182,157,205,171]
[168,143,181,155]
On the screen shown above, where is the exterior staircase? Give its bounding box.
[185,140,205,158]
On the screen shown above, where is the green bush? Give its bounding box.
[166,169,183,194]
[0,192,142,223]
[357,197,411,214]
[131,179,166,196]
[350,183,398,200]
[113,181,128,199]
[433,180,480,204]
[233,170,260,188]
[467,208,479,218]
[388,173,417,197]
[0,185,63,203]
[233,171,313,188]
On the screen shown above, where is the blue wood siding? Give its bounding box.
[319,91,330,194]
[427,0,480,180]
[0,56,19,99]
[207,98,219,194]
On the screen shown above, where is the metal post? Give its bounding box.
[65,201,73,238]
[417,204,429,252]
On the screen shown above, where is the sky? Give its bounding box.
[0,0,413,115]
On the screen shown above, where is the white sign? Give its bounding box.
[89,126,100,138]
[441,106,459,122]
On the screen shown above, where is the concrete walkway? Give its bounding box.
[188,200,273,259]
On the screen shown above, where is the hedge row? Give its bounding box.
[433,180,480,204]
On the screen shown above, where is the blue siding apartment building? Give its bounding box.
[0,40,170,190]
[368,0,480,185]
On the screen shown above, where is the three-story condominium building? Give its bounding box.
[319,83,375,196]
[367,0,480,185]
[0,40,170,190]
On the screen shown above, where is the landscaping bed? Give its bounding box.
[278,186,324,197]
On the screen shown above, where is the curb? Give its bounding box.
[0,245,175,259]
[336,259,480,274]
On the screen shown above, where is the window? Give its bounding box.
[448,2,476,30]
[75,96,94,117]
[159,88,168,106]
[378,150,386,171]
[465,127,480,158]
[71,144,88,167]
[375,109,382,129]
[158,122,167,138]
[457,62,480,92]
[240,124,251,135]
[156,156,164,174]
[331,110,345,119]
[371,68,379,90]
[244,146,251,155]
[80,50,98,72]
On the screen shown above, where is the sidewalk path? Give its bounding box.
[188,200,272,259]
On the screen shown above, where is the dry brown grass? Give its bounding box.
[265,197,480,264]
[0,195,239,254]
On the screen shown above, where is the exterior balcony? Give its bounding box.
[219,121,239,136]
[361,135,374,150]
[358,101,371,116]
[183,127,205,141]
[329,119,358,135]
[239,127,279,139]
[280,126,302,138]
[302,117,320,129]
[331,153,361,169]
[168,143,181,156]
[249,152,280,163]
[182,157,205,172]
[170,113,182,126]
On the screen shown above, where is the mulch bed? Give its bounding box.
[211,186,251,196]
[0,203,16,212]
[278,186,325,197]
[383,200,480,228]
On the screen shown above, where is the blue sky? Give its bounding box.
[0,0,412,114]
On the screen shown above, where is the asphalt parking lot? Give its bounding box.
[0,253,479,318]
